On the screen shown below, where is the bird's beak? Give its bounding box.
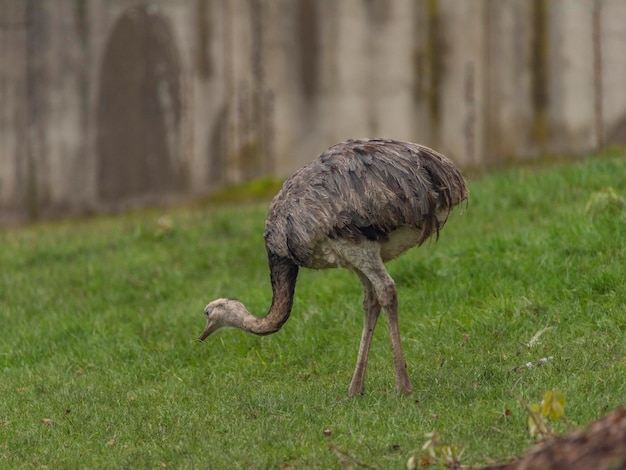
[197,320,216,342]
[198,327,210,342]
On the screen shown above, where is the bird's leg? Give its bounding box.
[348,273,381,397]
[363,264,413,396]
[381,285,413,395]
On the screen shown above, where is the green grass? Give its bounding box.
[1,150,626,469]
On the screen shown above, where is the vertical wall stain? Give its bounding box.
[297,0,319,100]
[208,104,228,184]
[531,0,548,144]
[365,0,392,24]
[592,0,604,149]
[426,0,442,129]
[196,0,213,80]
[25,0,46,218]
[463,61,476,162]
[96,5,182,202]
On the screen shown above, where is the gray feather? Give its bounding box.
[264,139,468,267]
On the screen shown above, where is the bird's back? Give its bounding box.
[264,139,468,267]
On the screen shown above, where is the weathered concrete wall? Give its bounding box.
[1,0,625,222]
[0,1,28,217]
[484,0,535,162]
[548,0,596,153]
[602,0,626,145]
[436,0,487,164]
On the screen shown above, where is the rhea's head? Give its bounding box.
[198,298,247,341]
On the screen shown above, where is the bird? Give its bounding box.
[198,138,468,397]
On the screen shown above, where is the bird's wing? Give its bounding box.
[264,140,467,266]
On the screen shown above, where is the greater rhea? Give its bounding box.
[199,139,468,397]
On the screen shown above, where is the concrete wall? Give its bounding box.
[1,0,625,222]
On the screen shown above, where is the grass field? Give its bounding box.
[1,150,626,469]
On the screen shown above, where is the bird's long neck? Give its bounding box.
[243,251,299,336]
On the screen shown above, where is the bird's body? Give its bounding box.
[200,139,468,397]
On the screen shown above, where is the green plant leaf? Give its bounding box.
[541,390,565,421]
[528,403,548,437]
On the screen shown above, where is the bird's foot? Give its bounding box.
[348,379,365,398]
[396,376,413,396]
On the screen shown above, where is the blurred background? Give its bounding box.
[1,0,625,223]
